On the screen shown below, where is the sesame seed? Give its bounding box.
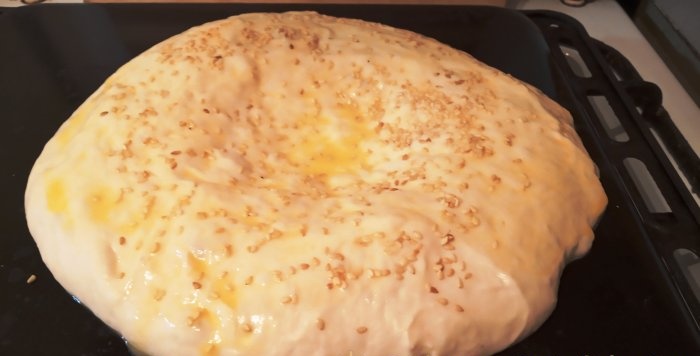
[330,252,345,261]
[196,212,209,219]
[119,236,126,245]
[408,265,416,275]
[356,326,368,334]
[411,231,423,241]
[471,217,481,227]
[192,281,202,289]
[281,295,293,304]
[455,304,464,312]
[246,245,258,253]
[26,274,37,284]
[268,229,283,240]
[354,235,372,246]
[437,297,448,305]
[317,318,326,330]
[244,275,254,285]
[428,285,439,294]
[300,263,310,270]
[241,323,253,333]
[441,234,455,246]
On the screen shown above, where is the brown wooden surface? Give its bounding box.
[85,0,506,5]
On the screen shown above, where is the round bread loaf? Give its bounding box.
[25,11,607,356]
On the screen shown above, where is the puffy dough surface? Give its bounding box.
[25,11,607,356]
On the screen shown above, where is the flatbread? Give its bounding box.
[25,11,607,356]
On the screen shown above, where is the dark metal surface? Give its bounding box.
[0,4,698,355]
[525,9,700,352]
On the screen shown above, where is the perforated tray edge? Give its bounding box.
[525,9,700,348]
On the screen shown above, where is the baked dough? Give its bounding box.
[25,12,607,356]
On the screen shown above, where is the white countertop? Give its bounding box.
[1,0,697,154]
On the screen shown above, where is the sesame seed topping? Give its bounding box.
[330,252,345,261]
[441,233,454,246]
[407,264,416,275]
[268,229,283,239]
[317,318,325,331]
[244,275,254,285]
[437,297,448,305]
[356,326,368,334]
[192,281,202,289]
[471,217,481,227]
[26,274,37,284]
[241,323,253,333]
[354,235,373,246]
[300,263,310,270]
[455,305,464,312]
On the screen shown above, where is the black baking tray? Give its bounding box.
[1,4,699,355]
